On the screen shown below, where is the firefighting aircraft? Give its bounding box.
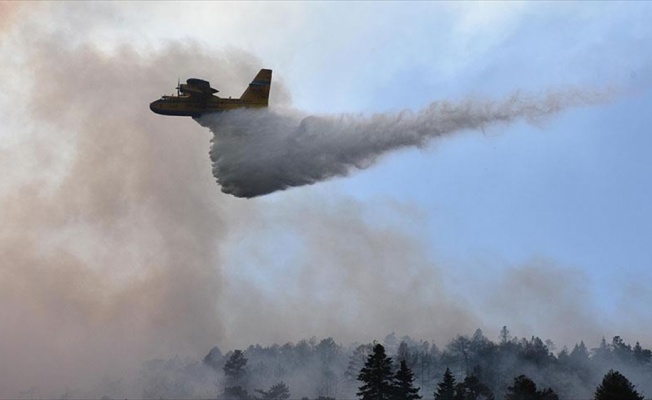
[149,69,272,117]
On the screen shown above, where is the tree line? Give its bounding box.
[356,342,644,400]
[136,328,651,400]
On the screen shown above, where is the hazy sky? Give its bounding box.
[1,2,652,398]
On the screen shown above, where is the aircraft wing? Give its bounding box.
[179,78,219,96]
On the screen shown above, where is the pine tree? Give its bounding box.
[434,368,456,400]
[224,350,248,387]
[222,350,250,400]
[505,375,538,400]
[611,336,634,364]
[505,375,558,400]
[393,360,421,400]
[633,342,652,365]
[454,374,494,400]
[499,326,511,345]
[203,346,224,370]
[592,337,613,363]
[357,343,395,400]
[594,369,644,400]
[255,382,291,400]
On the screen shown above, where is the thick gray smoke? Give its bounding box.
[0,12,279,395]
[200,88,614,197]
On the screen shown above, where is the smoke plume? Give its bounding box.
[0,19,270,396]
[201,88,614,197]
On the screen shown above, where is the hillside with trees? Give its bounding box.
[131,329,650,400]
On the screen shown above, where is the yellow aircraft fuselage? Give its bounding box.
[149,95,268,117]
[150,69,272,118]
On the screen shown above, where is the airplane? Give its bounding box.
[149,69,272,118]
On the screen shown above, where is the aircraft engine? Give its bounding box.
[179,84,206,95]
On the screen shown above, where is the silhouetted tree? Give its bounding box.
[592,337,613,364]
[314,337,340,397]
[317,362,338,399]
[222,350,250,400]
[454,374,494,400]
[611,336,634,365]
[505,375,559,400]
[347,344,374,379]
[397,341,411,364]
[394,360,421,400]
[255,382,291,400]
[499,327,511,346]
[295,339,314,362]
[385,333,399,355]
[316,337,340,364]
[448,336,472,374]
[434,368,456,400]
[520,337,553,366]
[357,343,395,400]
[224,350,249,386]
[633,342,652,365]
[556,347,570,366]
[565,341,592,385]
[569,341,590,366]
[413,342,438,396]
[594,369,643,400]
[135,332,652,400]
[204,346,224,370]
[346,343,374,395]
[505,375,538,400]
[467,333,498,391]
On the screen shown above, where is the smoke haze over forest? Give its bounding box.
[136,331,652,400]
[1,2,652,399]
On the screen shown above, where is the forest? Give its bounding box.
[132,328,650,400]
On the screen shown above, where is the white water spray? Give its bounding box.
[199,87,614,198]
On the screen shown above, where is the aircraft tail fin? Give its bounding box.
[240,69,272,105]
